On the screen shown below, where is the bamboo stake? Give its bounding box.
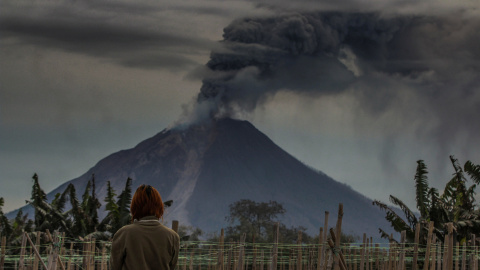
[327,239,346,270]
[24,232,48,270]
[172,220,179,233]
[412,223,420,270]
[461,242,466,270]
[19,232,27,270]
[297,231,302,270]
[218,229,225,270]
[455,242,459,270]
[33,231,41,270]
[318,228,323,270]
[322,212,329,270]
[423,221,435,270]
[271,223,279,270]
[359,234,365,270]
[67,242,73,270]
[430,235,437,270]
[398,231,405,270]
[1,235,5,270]
[334,204,344,270]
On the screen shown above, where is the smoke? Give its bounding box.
[180,11,480,150]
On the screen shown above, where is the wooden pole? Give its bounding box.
[24,232,48,270]
[359,234,365,270]
[18,232,27,270]
[412,223,420,270]
[218,229,225,270]
[318,227,323,270]
[1,236,6,270]
[172,220,179,233]
[423,221,435,270]
[297,231,302,270]
[430,235,437,270]
[334,204,344,270]
[271,223,279,270]
[33,231,41,270]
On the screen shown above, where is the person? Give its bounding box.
[110,184,180,270]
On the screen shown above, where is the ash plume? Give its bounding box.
[180,11,480,160]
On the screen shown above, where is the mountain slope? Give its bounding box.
[10,118,393,239]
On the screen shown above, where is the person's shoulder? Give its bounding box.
[113,223,136,238]
[159,224,180,238]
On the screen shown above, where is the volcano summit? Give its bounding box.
[24,118,392,238]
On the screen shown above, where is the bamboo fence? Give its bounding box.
[1,204,479,270]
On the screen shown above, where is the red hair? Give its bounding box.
[130,184,164,222]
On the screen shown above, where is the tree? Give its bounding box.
[225,199,286,242]
[81,174,101,233]
[0,197,12,239]
[374,156,480,245]
[30,173,48,228]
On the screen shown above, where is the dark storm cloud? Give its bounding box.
[0,1,212,70]
[186,11,480,157]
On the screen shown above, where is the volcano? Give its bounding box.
[13,118,393,239]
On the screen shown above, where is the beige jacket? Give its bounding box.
[110,216,180,270]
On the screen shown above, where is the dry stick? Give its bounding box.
[1,235,5,270]
[430,235,437,270]
[365,238,369,270]
[33,231,41,270]
[67,242,74,270]
[412,223,420,270]
[397,231,405,270]
[455,242,459,270]
[218,229,225,270]
[322,212,329,270]
[172,220,179,233]
[19,232,27,270]
[260,251,264,270]
[473,234,477,270]
[297,231,302,270]
[327,239,346,270]
[353,248,357,270]
[271,223,279,270]
[334,204,344,270]
[436,238,442,270]
[329,229,348,270]
[369,237,373,270]
[423,221,435,270]
[237,233,246,270]
[24,232,49,270]
[359,234,365,270]
[318,228,323,270]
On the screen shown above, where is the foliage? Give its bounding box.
[374,156,480,245]
[225,199,286,242]
[0,197,13,240]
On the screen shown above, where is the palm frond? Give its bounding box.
[373,200,413,234]
[465,161,480,184]
[415,160,430,218]
[389,195,418,227]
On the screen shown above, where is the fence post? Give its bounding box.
[412,223,420,270]
[25,232,48,270]
[1,235,6,270]
[218,228,225,270]
[334,204,343,270]
[172,220,179,233]
[423,221,435,270]
[271,223,279,270]
[317,227,323,270]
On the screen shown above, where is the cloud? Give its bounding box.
[0,0,218,70]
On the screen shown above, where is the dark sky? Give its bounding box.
[1,0,479,213]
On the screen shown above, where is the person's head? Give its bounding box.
[130,184,164,222]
